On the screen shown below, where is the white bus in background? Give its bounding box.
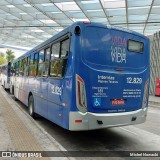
[0,62,11,90]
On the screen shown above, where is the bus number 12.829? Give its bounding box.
[126,77,142,84]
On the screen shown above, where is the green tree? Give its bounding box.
[6,49,15,62]
[0,52,7,65]
[0,52,5,57]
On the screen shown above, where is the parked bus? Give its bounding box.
[10,22,150,130]
[0,62,11,90]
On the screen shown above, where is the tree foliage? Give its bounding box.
[6,49,15,62]
[0,52,7,65]
[0,52,5,57]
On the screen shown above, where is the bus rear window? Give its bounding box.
[128,40,144,53]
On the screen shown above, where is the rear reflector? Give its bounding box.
[75,120,82,123]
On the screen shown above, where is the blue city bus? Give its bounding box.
[0,62,11,90]
[11,22,150,130]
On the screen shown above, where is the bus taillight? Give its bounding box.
[142,80,149,109]
[76,74,87,113]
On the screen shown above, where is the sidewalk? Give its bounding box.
[0,86,71,160]
[149,95,160,106]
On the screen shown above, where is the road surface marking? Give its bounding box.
[119,127,138,136]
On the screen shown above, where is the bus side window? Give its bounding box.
[50,43,60,77]
[24,57,29,76]
[61,38,70,58]
[29,53,37,77]
[19,59,24,76]
[51,43,60,60]
[43,48,50,77]
[50,38,70,78]
[60,38,70,77]
[37,50,45,77]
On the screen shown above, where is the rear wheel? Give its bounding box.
[28,95,36,119]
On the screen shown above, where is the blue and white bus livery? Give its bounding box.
[11,22,150,131]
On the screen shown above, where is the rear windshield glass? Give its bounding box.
[83,26,146,68]
[128,40,144,53]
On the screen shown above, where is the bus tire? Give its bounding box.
[28,95,36,119]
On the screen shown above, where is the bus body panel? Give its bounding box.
[35,78,48,118]
[69,108,147,131]
[47,49,74,129]
[28,77,37,108]
[72,24,149,115]
[78,69,149,113]
[47,78,63,126]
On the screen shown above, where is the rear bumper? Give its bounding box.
[69,108,147,131]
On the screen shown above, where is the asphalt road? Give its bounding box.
[8,91,160,159]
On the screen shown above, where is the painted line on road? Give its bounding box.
[119,127,138,136]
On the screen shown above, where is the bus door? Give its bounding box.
[28,53,38,110]
[21,58,29,105]
[36,49,49,118]
[14,61,20,99]
[18,59,27,101]
[48,38,70,126]
[47,42,62,125]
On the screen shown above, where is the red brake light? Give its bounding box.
[75,120,82,123]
